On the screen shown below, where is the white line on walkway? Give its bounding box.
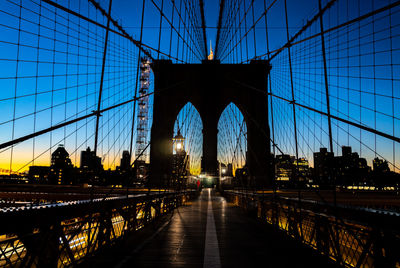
[203,189,221,268]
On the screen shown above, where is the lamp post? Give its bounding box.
[173,130,185,154]
[172,130,186,189]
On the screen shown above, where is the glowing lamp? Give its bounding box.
[173,130,185,153]
[176,142,182,150]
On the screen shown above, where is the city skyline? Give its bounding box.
[7,141,396,180]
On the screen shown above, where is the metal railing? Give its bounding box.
[0,190,197,267]
[224,190,400,268]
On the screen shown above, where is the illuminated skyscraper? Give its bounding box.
[208,40,214,60]
[135,56,151,180]
[275,154,293,185]
[294,157,310,183]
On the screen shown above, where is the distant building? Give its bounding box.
[373,157,390,173]
[235,167,249,187]
[294,157,310,184]
[335,146,369,185]
[172,152,190,176]
[357,158,370,183]
[172,151,190,188]
[120,150,131,171]
[274,154,309,187]
[49,145,73,184]
[80,147,102,171]
[227,163,233,177]
[28,166,50,184]
[219,162,232,176]
[79,147,103,184]
[171,131,190,188]
[275,154,293,184]
[313,148,335,186]
[371,157,396,188]
[51,145,72,167]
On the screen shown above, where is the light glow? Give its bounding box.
[176,142,182,151]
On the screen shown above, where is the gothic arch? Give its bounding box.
[173,102,203,175]
[148,60,272,188]
[217,102,248,172]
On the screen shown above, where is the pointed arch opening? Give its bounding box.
[148,60,271,188]
[218,102,247,181]
[173,102,203,176]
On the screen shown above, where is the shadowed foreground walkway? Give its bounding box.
[106,189,336,268]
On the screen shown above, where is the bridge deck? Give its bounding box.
[91,189,337,268]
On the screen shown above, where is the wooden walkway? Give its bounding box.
[84,189,337,268]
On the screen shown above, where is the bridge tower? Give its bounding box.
[148,60,273,188]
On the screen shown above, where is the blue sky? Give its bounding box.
[0,0,399,174]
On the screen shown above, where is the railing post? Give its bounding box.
[272,198,278,227]
[19,224,61,267]
[371,227,400,268]
[315,215,330,256]
[133,201,138,231]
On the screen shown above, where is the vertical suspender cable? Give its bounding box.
[168,0,175,57]
[157,0,164,59]
[318,0,335,205]
[94,0,113,155]
[284,0,299,164]
[263,0,276,194]
[199,0,208,59]
[318,0,333,154]
[176,0,182,60]
[215,0,226,59]
[251,0,256,57]
[284,0,300,193]
[129,0,146,164]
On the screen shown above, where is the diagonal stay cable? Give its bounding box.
[247,0,400,63]
[220,0,278,62]
[149,0,203,61]
[233,79,400,144]
[199,0,208,58]
[214,0,226,59]
[42,0,185,63]
[0,81,185,150]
